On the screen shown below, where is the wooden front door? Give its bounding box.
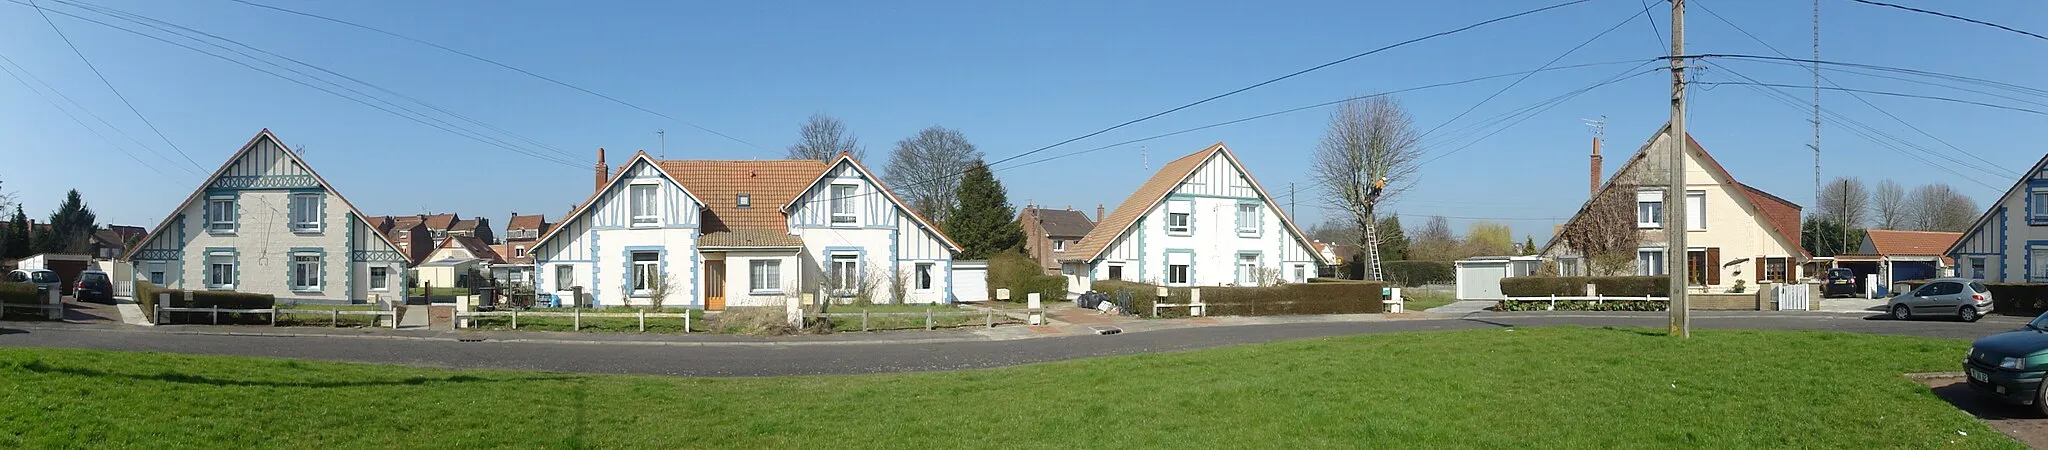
[705,260,726,311]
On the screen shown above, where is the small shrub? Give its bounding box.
[1589,276,1669,296]
[712,307,798,336]
[1382,261,1454,286]
[1495,299,1667,312]
[0,282,41,320]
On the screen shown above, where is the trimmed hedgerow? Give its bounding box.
[1093,280,1384,318]
[1499,276,1670,298]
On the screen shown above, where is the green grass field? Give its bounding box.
[1401,292,1455,311]
[0,327,2017,448]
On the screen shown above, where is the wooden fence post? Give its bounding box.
[211,305,220,325]
[861,309,870,332]
[270,309,278,326]
[332,308,339,327]
[986,309,994,328]
[682,311,689,334]
[925,308,934,330]
[638,309,646,332]
[573,308,581,331]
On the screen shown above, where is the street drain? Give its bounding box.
[1091,327,1122,335]
[456,337,486,342]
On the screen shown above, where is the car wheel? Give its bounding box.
[1961,306,1981,322]
[2037,377,2048,418]
[1893,304,1913,321]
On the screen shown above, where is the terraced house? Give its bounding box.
[123,130,414,304]
[1946,153,2048,281]
[1061,143,1325,291]
[527,149,960,309]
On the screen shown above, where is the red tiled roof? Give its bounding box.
[437,235,503,264]
[422,213,458,230]
[507,214,547,232]
[662,159,828,233]
[1541,125,1808,258]
[699,229,805,248]
[1066,143,1320,264]
[1863,229,1962,256]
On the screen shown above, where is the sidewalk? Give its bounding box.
[1816,297,1887,315]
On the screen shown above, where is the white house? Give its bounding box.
[528,150,961,309]
[1946,153,2048,281]
[122,130,414,304]
[1061,143,1326,291]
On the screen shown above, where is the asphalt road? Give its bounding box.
[0,312,2030,377]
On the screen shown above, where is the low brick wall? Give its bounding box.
[1693,293,1763,311]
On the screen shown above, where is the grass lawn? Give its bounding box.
[0,327,2018,448]
[1402,292,1455,311]
[274,303,386,327]
[816,304,1013,332]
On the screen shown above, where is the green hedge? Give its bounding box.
[0,282,41,319]
[1093,280,1384,318]
[159,290,276,324]
[1499,276,1670,297]
[1986,283,2048,317]
[988,252,1066,302]
[1382,261,1454,287]
[1495,299,1667,312]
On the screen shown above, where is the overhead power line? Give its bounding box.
[1418,0,1656,141]
[1413,63,1661,168]
[1696,53,2048,100]
[0,53,180,179]
[224,0,764,150]
[0,51,200,176]
[1842,0,2048,42]
[25,0,204,172]
[1713,65,2006,191]
[1691,81,2048,116]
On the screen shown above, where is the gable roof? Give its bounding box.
[120,130,413,264]
[421,213,458,231]
[529,150,702,248]
[1065,143,1325,265]
[780,152,963,252]
[1948,153,2048,256]
[1538,124,1807,258]
[1025,208,1095,238]
[1863,229,1962,256]
[663,159,827,234]
[506,214,549,232]
[450,218,484,232]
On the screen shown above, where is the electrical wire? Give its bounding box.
[0,54,179,179]
[1713,65,2005,191]
[1418,0,1656,141]
[24,0,204,172]
[0,51,200,176]
[1691,82,2048,117]
[1841,0,2048,42]
[1412,64,1660,168]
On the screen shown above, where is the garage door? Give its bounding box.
[952,262,988,302]
[1455,261,1510,301]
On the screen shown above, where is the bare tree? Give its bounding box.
[1872,179,1907,229]
[786,113,864,161]
[1307,217,1361,244]
[1407,215,1460,262]
[883,126,983,224]
[1309,97,1422,273]
[1817,176,1869,227]
[1460,221,1514,257]
[1907,183,1978,231]
[1554,169,1644,275]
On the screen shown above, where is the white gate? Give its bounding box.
[1775,284,1810,311]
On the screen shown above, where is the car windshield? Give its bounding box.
[30,272,57,283]
[2032,314,2048,331]
[1829,269,1853,279]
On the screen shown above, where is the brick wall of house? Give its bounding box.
[1691,293,1762,310]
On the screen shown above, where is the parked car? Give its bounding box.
[5,269,61,298]
[1822,268,1860,298]
[75,269,114,303]
[1964,313,2048,413]
[1887,278,1993,322]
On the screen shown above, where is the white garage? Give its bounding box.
[951,260,988,302]
[1454,256,1541,301]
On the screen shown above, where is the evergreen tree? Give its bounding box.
[1375,214,1409,261]
[943,160,1021,259]
[38,190,95,254]
[3,206,30,259]
[1522,236,1538,255]
[1801,217,1864,258]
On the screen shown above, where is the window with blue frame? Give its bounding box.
[2032,190,2048,223]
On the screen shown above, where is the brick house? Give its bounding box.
[1019,205,1097,274]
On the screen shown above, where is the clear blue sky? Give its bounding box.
[3,0,2043,242]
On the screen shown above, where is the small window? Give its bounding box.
[830,185,858,225]
[1237,253,1259,285]
[514,246,527,258]
[291,253,321,291]
[1107,264,1124,281]
[1052,240,1065,252]
[1685,191,1706,231]
[1971,257,1989,280]
[147,262,166,285]
[1636,190,1663,229]
[290,193,322,232]
[206,252,235,289]
[736,193,752,209]
[2034,191,2048,220]
[1636,248,1665,276]
[1763,257,1789,283]
[1166,200,1192,235]
[1291,264,1306,283]
[631,251,660,294]
[1236,203,1260,235]
[555,265,575,289]
[914,263,934,291]
[369,267,389,291]
[206,196,236,233]
[749,260,780,293]
[830,253,860,294]
[1168,264,1190,285]
[630,184,659,226]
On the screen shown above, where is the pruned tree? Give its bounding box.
[1872,179,1907,229]
[1906,183,1977,232]
[1554,170,1643,275]
[943,160,1022,259]
[1817,176,1869,228]
[1407,215,1459,262]
[883,126,983,224]
[785,113,864,161]
[1309,97,1421,275]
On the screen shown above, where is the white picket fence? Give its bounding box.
[1775,284,1810,311]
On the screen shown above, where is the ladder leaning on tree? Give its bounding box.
[1361,177,1388,281]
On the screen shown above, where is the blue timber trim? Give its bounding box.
[944,258,955,304]
[1236,250,1263,285]
[345,212,356,301]
[1136,218,1147,282]
[2002,208,2011,282]
[1167,192,1257,201]
[622,245,667,300]
[589,224,698,231]
[825,246,866,294]
[349,251,408,263]
[690,229,701,307]
[203,247,239,290]
[287,247,326,293]
[1164,248,1194,286]
[889,226,900,302]
[209,175,321,190]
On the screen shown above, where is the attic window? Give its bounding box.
[737,193,751,209]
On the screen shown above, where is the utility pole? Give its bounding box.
[1666,0,1690,338]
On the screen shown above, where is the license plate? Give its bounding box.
[1833,280,1850,284]
[1971,369,1989,382]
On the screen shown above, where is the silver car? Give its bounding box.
[1888,278,1993,322]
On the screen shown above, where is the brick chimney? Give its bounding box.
[595,148,609,194]
[1095,204,1105,222]
[1589,136,1602,198]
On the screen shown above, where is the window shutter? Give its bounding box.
[1755,258,1764,283]
[1706,248,1721,285]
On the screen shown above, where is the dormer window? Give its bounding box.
[830,184,858,225]
[737,193,752,209]
[629,183,659,227]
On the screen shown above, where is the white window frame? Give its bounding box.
[289,193,323,233]
[291,252,322,292]
[2033,246,2048,282]
[1107,263,1125,281]
[629,183,659,227]
[206,195,236,234]
[1052,240,1066,252]
[1558,256,1583,277]
[736,193,752,209]
[1291,264,1307,283]
[369,266,389,292]
[630,251,659,296]
[749,259,781,294]
[514,246,527,258]
[1236,253,1260,285]
[1166,200,1192,235]
[830,253,860,294]
[830,184,859,226]
[1636,190,1663,229]
[915,262,934,292]
[1168,264,1191,286]
[1685,190,1706,231]
[1236,203,1260,237]
[147,262,166,285]
[1636,248,1666,276]
[205,252,235,289]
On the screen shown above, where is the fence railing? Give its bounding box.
[808,308,1017,331]
[155,304,401,328]
[1500,295,1670,311]
[453,309,694,332]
